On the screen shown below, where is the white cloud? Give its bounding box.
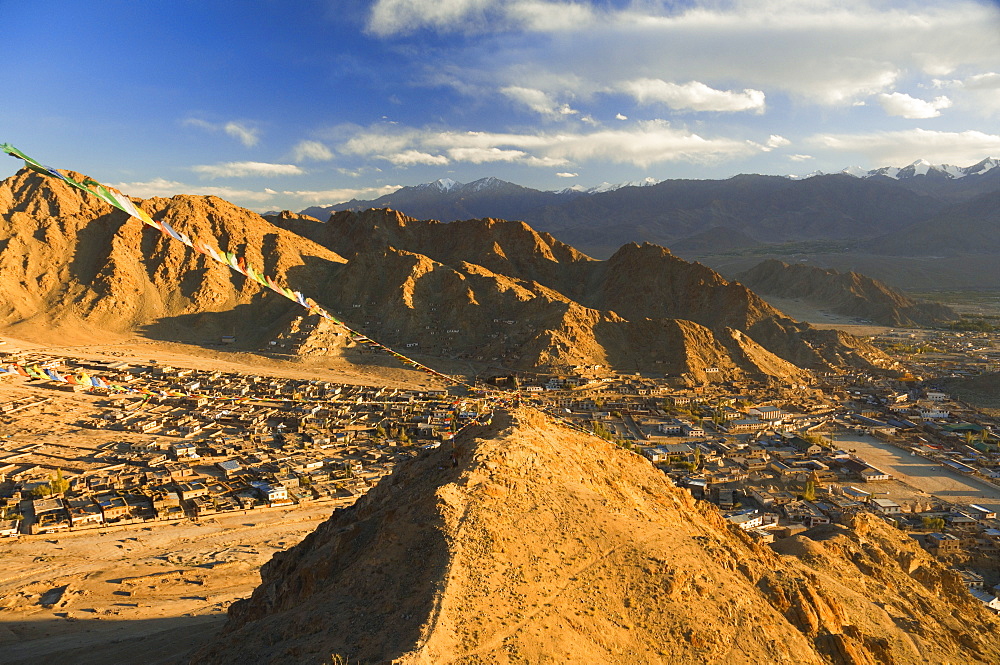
[183,118,261,147]
[338,120,764,169]
[556,171,578,177]
[788,154,813,162]
[446,147,528,163]
[380,150,451,166]
[367,0,494,36]
[291,140,334,162]
[955,72,1000,90]
[500,86,579,118]
[877,92,952,119]
[182,118,215,131]
[622,79,765,113]
[931,72,1000,115]
[808,128,1000,166]
[191,162,306,178]
[615,113,627,120]
[223,122,260,147]
[281,185,403,205]
[765,134,791,149]
[378,1,999,110]
[112,178,277,203]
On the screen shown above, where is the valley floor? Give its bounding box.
[0,504,337,665]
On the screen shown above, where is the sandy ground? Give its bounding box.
[833,432,1000,513]
[0,504,341,664]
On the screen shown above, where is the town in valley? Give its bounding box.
[2,320,1000,613]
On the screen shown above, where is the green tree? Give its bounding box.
[30,484,53,498]
[801,480,817,502]
[921,516,946,531]
[49,469,69,495]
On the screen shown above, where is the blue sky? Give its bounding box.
[3,0,1000,212]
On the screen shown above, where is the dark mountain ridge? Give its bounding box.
[297,162,1000,258]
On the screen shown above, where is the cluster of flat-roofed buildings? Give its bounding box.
[0,351,487,536]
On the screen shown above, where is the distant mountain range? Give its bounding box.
[297,159,1000,259]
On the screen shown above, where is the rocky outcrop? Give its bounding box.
[191,408,1000,664]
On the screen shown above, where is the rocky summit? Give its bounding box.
[191,408,1000,664]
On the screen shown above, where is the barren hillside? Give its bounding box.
[737,260,957,327]
[0,169,888,382]
[192,408,1000,664]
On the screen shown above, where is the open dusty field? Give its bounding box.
[0,332,439,392]
[0,333,431,664]
[0,505,340,664]
[834,432,1000,513]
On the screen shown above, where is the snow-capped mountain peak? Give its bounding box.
[585,177,659,193]
[793,158,999,181]
[431,178,460,192]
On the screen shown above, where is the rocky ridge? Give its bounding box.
[271,208,888,382]
[0,169,886,382]
[191,408,1000,664]
[0,168,346,344]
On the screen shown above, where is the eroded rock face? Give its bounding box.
[191,409,1000,665]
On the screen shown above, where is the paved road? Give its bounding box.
[835,432,1000,513]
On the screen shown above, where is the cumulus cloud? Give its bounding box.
[808,128,1000,166]
[381,150,451,166]
[183,118,261,147]
[931,72,1000,115]
[112,178,277,202]
[622,79,765,113]
[501,86,579,118]
[615,113,627,120]
[765,135,791,149]
[446,147,529,163]
[191,162,305,178]
[556,171,578,177]
[338,120,764,169]
[291,140,335,162]
[371,1,1000,110]
[877,92,952,119]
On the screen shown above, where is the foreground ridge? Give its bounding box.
[192,408,1000,665]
